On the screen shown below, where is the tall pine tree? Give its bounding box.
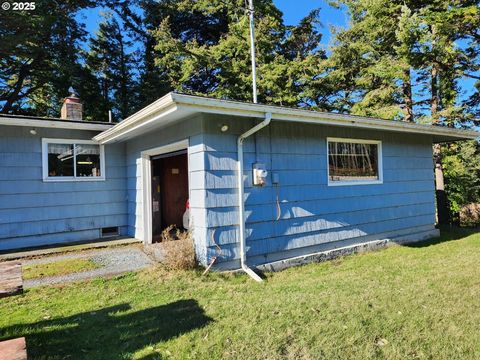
[327,0,480,223]
[86,13,137,121]
[151,0,326,107]
[0,0,93,116]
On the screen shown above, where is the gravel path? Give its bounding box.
[23,246,154,288]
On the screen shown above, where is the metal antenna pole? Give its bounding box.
[248,0,258,103]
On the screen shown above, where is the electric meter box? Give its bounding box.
[253,163,268,186]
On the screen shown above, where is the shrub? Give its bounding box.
[460,203,480,227]
[160,225,196,270]
[443,141,480,223]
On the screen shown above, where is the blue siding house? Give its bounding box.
[0,93,477,275]
[0,117,127,250]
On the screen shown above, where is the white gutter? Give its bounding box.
[237,112,272,282]
[94,94,176,143]
[0,117,112,131]
[173,95,478,140]
[94,93,479,144]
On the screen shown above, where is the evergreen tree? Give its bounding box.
[85,13,137,121]
[443,141,480,224]
[151,0,326,107]
[0,0,93,116]
[102,0,175,109]
[328,0,480,224]
[326,1,412,120]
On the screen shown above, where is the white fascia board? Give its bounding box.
[0,117,112,131]
[172,94,479,141]
[93,92,480,144]
[94,93,177,144]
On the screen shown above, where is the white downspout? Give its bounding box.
[237,112,272,282]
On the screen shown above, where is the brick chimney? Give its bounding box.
[61,87,83,120]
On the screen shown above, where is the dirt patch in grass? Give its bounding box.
[22,258,100,280]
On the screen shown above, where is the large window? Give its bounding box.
[327,138,382,186]
[42,139,105,181]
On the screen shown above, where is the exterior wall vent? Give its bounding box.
[101,226,119,238]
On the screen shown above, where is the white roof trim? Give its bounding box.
[94,92,479,144]
[0,116,113,131]
[94,94,178,144]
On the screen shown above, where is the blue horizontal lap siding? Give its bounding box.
[203,191,434,227]
[204,202,434,246]
[0,203,126,224]
[0,190,126,210]
[0,126,128,250]
[0,215,128,239]
[0,227,129,251]
[199,119,436,266]
[217,214,436,261]
[190,180,434,208]
[0,179,126,195]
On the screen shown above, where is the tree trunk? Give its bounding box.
[434,143,449,224]
[119,34,128,120]
[402,68,414,122]
[431,64,439,122]
[430,26,449,224]
[1,61,32,113]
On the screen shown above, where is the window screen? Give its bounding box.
[328,140,380,183]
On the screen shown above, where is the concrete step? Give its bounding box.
[0,337,27,360]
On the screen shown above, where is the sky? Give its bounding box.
[274,0,347,46]
[78,0,348,52]
[76,1,475,107]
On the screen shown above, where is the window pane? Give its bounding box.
[48,143,74,177]
[75,144,101,177]
[328,141,379,182]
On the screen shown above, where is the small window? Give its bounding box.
[42,139,105,181]
[327,138,383,186]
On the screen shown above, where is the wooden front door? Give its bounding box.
[160,153,188,227]
[151,151,188,242]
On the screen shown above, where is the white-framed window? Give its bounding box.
[42,138,105,182]
[327,137,383,186]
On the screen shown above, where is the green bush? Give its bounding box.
[443,140,480,225]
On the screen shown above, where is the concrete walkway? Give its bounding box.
[0,238,141,261]
[21,245,153,288]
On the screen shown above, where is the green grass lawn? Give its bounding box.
[1,228,480,359]
[22,258,100,280]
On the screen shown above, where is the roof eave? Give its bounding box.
[93,92,479,144]
[0,117,113,131]
[94,93,177,144]
[171,94,478,141]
